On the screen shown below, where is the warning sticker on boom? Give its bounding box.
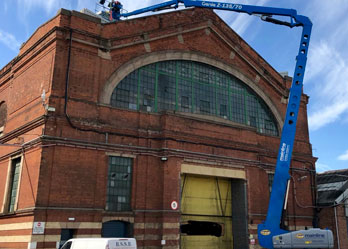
[280,143,290,162]
[260,230,271,236]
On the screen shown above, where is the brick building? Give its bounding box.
[317,170,348,249]
[0,7,320,249]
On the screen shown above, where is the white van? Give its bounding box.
[60,238,137,249]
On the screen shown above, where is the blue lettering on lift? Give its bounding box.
[305,234,325,238]
[116,241,132,247]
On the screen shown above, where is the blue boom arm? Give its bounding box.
[120,0,308,27]
[107,1,332,248]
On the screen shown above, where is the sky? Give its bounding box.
[0,0,347,172]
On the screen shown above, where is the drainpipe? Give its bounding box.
[63,29,109,143]
[334,204,341,249]
[64,29,73,125]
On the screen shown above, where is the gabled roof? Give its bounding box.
[317,169,348,205]
[317,169,348,184]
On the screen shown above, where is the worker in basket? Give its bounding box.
[99,0,123,20]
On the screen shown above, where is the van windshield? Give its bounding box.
[60,241,72,249]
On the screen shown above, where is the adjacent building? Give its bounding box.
[317,170,348,249]
[0,7,320,249]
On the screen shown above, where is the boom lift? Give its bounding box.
[97,1,334,248]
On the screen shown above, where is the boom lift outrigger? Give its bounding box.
[98,1,334,248]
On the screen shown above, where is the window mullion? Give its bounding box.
[215,74,218,116]
[228,80,232,121]
[175,62,179,111]
[257,100,261,133]
[191,62,194,113]
[155,64,159,112]
[244,90,248,125]
[137,70,141,110]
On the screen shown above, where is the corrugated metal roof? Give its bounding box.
[317,181,346,191]
[317,169,348,184]
[317,169,348,205]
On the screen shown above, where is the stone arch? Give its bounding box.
[100,51,284,129]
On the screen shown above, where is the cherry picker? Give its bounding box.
[97,0,334,248]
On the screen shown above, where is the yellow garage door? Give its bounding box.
[181,174,233,249]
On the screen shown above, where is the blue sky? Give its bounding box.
[0,0,347,172]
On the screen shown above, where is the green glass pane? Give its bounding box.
[157,74,176,112]
[8,158,21,212]
[110,60,278,136]
[106,157,132,211]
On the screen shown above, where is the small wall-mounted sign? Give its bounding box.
[171,200,178,210]
[32,222,45,234]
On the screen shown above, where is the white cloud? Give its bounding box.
[305,42,331,82]
[221,0,270,36]
[301,1,348,131]
[315,163,334,173]
[76,0,95,12]
[19,0,57,14]
[0,29,21,52]
[307,41,348,131]
[76,0,85,11]
[305,1,348,31]
[309,102,348,131]
[228,13,253,36]
[3,1,8,13]
[16,0,75,16]
[338,150,348,161]
[121,0,167,19]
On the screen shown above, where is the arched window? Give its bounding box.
[110,60,278,136]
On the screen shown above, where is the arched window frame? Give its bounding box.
[100,52,283,136]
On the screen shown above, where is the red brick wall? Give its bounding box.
[336,205,348,249]
[320,205,348,249]
[0,7,318,249]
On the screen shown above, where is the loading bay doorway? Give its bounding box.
[180,165,248,249]
[181,175,233,249]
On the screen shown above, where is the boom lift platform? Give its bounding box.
[97,1,334,248]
